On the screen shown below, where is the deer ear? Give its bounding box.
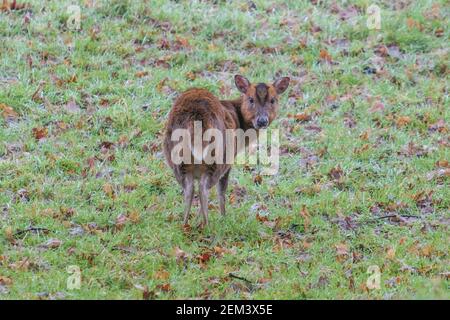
[273,77,290,94]
[234,75,250,94]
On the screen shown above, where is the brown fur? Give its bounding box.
[163,75,290,226]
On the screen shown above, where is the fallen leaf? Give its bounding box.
[0,276,13,286]
[387,44,404,59]
[64,99,81,113]
[386,247,396,260]
[154,269,170,280]
[103,183,115,199]
[407,18,423,31]
[174,36,190,50]
[67,74,77,83]
[32,127,48,140]
[299,206,310,231]
[31,81,45,102]
[436,160,449,168]
[289,113,311,122]
[158,38,170,49]
[115,214,128,229]
[428,119,447,133]
[128,211,140,223]
[395,116,411,127]
[335,243,349,262]
[258,278,271,284]
[135,71,149,78]
[185,71,196,80]
[4,227,14,243]
[213,246,231,257]
[359,130,370,140]
[141,285,155,300]
[369,101,385,113]
[1,0,28,11]
[328,165,344,181]
[319,49,333,63]
[253,174,262,185]
[435,28,444,37]
[157,283,171,292]
[256,213,269,223]
[0,103,19,120]
[173,247,187,262]
[8,258,30,271]
[420,244,433,258]
[374,45,388,57]
[182,223,191,234]
[197,252,211,265]
[40,238,62,249]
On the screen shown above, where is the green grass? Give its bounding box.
[0,0,449,299]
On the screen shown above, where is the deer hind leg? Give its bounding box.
[217,168,231,216]
[182,173,194,225]
[198,173,211,226]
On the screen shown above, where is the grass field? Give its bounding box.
[0,0,449,299]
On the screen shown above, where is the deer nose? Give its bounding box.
[256,116,269,128]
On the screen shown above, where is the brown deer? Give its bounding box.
[163,75,290,226]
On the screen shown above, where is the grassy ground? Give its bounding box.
[0,0,449,299]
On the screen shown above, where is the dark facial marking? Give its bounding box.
[255,83,268,104]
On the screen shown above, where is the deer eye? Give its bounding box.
[249,97,254,104]
[270,98,276,104]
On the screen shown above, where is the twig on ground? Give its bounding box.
[228,272,253,284]
[362,214,422,224]
[13,226,50,237]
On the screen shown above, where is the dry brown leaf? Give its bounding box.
[185,71,196,80]
[41,238,62,249]
[396,116,411,127]
[9,258,30,271]
[359,130,370,140]
[435,28,444,37]
[64,99,81,113]
[154,269,170,280]
[428,119,447,133]
[435,160,449,168]
[386,247,396,260]
[1,0,27,11]
[4,226,14,243]
[197,252,211,265]
[213,246,231,256]
[135,71,149,78]
[0,276,13,286]
[335,243,349,262]
[369,101,385,113]
[329,165,344,181]
[0,103,19,120]
[175,36,190,49]
[406,18,423,31]
[253,174,263,185]
[32,127,48,140]
[299,205,310,231]
[115,214,128,229]
[319,49,333,62]
[173,247,187,262]
[157,283,171,292]
[288,113,311,122]
[256,213,269,223]
[103,183,115,198]
[128,211,140,224]
[420,245,433,257]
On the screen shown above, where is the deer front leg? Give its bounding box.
[217,169,231,216]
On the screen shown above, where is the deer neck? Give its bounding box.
[221,97,250,130]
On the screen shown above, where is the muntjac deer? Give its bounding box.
[163,75,290,226]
